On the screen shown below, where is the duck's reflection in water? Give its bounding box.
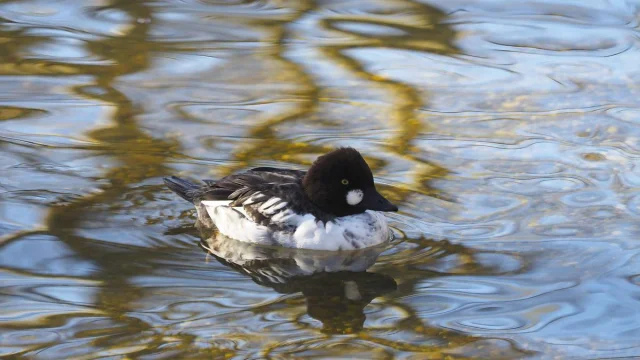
[199,227,397,334]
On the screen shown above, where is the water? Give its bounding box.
[2,0,640,358]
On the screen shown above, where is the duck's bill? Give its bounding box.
[359,187,399,212]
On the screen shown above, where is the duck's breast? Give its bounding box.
[290,211,390,250]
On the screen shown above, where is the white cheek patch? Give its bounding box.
[346,189,364,206]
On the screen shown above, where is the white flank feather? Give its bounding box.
[200,201,391,250]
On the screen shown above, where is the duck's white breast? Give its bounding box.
[200,201,391,250]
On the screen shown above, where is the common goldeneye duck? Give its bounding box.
[164,147,398,250]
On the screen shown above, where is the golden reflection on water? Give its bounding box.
[2,0,640,358]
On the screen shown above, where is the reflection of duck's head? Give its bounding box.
[200,230,397,334]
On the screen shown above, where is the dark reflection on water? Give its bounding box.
[199,228,398,335]
[2,0,640,358]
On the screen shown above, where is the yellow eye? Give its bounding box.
[341,179,349,185]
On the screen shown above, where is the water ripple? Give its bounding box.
[2,0,640,358]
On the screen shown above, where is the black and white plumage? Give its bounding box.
[164,148,398,250]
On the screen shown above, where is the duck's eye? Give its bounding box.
[341,179,349,185]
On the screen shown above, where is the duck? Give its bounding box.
[163,147,398,250]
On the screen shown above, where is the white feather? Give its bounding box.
[259,197,281,211]
[243,192,263,205]
[271,209,298,223]
[267,201,287,213]
[203,200,249,217]
[200,201,391,250]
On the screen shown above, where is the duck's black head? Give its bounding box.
[303,147,398,217]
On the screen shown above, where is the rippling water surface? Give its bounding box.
[2,0,640,358]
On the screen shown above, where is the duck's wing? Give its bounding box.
[201,168,316,230]
[200,168,305,199]
[247,167,307,178]
[204,168,304,203]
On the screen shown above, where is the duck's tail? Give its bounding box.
[163,176,200,203]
